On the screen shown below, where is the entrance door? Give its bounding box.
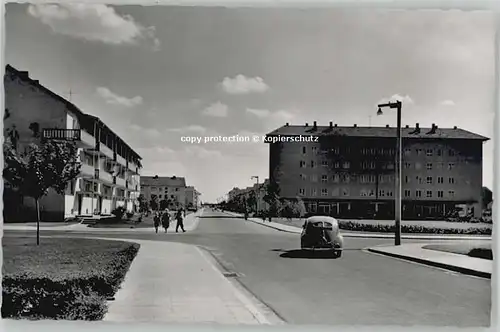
[77,194,83,215]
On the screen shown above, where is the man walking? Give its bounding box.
[175,208,186,233]
[161,208,170,233]
[153,211,161,233]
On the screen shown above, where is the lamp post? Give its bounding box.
[377,100,402,246]
[251,176,260,213]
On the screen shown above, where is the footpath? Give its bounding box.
[2,210,202,233]
[222,211,493,279]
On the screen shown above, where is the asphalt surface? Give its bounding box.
[4,209,491,327]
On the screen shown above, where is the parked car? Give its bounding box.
[300,216,344,258]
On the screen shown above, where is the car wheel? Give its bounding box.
[332,250,341,258]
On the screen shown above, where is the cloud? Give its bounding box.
[440,100,456,106]
[220,75,270,94]
[378,94,414,105]
[202,102,229,117]
[184,146,223,159]
[167,125,207,134]
[246,108,271,118]
[97,87,143,107]
[27,4,160,49]
[130,124,162,139]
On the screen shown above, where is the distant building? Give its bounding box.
[3,65,142,222]
[226,179,270,212]
[265,121,489,219]
[140,175,187,209]
[185,186,201,210]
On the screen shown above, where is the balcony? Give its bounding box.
[100,143,114,160]
[116,154,126,166]
[115,176,126,188]
[80,163,95,179]
[42,128,95,148]
[99,169,114,184]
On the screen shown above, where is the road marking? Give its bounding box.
[194,245,274,325]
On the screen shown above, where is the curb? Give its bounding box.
[221,211,492,241]
[367,248,492,279]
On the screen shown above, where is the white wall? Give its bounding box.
[81,197,98,215]
[102,199,112,215]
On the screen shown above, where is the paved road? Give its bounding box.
[5,209,491,326]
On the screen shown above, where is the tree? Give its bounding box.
[263,182,281,222]
[137,194,148,212]
[159,199,169,210]
[482,187,493,209]
[295,196,307,219]
[246,191,257,213]
[3,139,81,245]
[150,195,159,211]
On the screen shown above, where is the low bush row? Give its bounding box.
[2,243,140,320]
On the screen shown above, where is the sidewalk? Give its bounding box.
[367,242,492,279]
[221,211,492,241]
[2,209,204,233]
[87,237,274,324]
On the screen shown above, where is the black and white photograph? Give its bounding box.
[1,2,495,328]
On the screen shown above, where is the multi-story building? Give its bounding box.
[3,65,142,221]
[265,121,489,219]
[185,186,201,210]
[140,175,187,209]
[227,179,270,212]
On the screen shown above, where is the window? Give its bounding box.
[437,191,444,198]
[311,161,316,168]
[379,175,385,184]
[335,161,340,169]
[300,161,306,168]
[426,149,433,156]
[405,176,410,184]
[312,147,318,154]
[302,146,307,154]
[322,160,328,167]
[448,190,455,198]
[404,190,411,197]
[342,188,350,196]
[175,188,179,192]
[333,174,340,183]
[321,175,328,183]
[321,188,328,196]
[449,149,455,156]
[416,190,422,198]
[416,149,423,155]
[360,189,368,197]
[387,191,393,197]
[333,147,340,154]
[311,188,317,196]
[311,175,318,182]
[343,161,350,169]
[426,163,433,170]
[379,190,385,197]
[404,148,411,156]
[299,188,305,196]
[437,149,442,156]
[370,175,376,183]
[449,177,455,184]
[159,195,162,199]
[426,176,433,184]
[370,162,376,169]
[437,177,444,184]
[342,174,350,183]
[300,174,307,181]
[426,190,432,198]
[448,163,455,170]
[416,176,423,184]
[404,162,412,169]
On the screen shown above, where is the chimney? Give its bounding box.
[385,124,389,128]
[405,125,409,128]
[285,123,289,126]
[305,122,309,127]
[313,121,317,128]
[432,123,436,129]
[416,123,419,129]
[334,124,338,127]
[453,126,457,129]
[353,124,357,128]
[329,121,333,128]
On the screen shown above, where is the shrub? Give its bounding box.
[337,220,492,235]
[2,243,140,320]
[125,212,134,219]
[468,248,493,260]
[111,206,127,221]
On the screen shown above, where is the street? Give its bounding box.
[6,208,491,327]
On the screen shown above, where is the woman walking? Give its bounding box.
[175,208,186,233]
[153,211,161,233]
[161,208,171,233]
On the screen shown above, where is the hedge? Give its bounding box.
[2,243,140,320]
[337,220,492,235]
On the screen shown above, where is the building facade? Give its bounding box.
[4,65,142,222]
[185,186,201,210]
[140,175,187,210]
[227,179,270,212]
[266,121,489,219]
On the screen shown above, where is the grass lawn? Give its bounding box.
[2,236,140,320]
[423,242,493,260]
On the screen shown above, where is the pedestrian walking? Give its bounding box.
[153,211,161,233]
[175,208,186,233]
[161,208,170,233]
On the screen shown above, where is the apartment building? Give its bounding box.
[265,121,489,219]
[140,175,187,210]
[185,186,201,210]
[227,179,270,211]
[3,65,142,222]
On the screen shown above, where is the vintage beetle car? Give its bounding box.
[300,216,344,257]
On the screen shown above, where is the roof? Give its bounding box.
[266,123,489,141]
[141,176,186,187]
[5,64,142,160]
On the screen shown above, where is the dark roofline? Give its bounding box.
[266,124,489,141]
[5,64,142,161]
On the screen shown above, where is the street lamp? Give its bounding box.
[251,176,260,213]
[376,100,402,246]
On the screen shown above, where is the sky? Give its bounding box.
[5,4,496,203]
